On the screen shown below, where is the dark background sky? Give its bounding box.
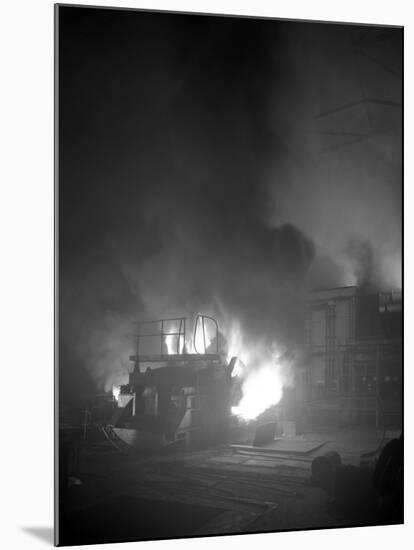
[58,6,402,408]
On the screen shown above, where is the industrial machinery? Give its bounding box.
[104,315,237,450]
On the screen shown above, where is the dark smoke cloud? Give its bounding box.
[344,235,377,289]
[58,8,401,402]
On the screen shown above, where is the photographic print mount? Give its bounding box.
[55,4,403,546]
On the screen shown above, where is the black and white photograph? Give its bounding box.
[55,4,402,547]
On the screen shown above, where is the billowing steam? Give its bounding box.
[59,12,401,413]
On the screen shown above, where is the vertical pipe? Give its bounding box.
[325,306,329,394]
[83,409,88,440]
[375,343,381,429]
[202,316,206,354]
[161,319,164,356]
[178,318,182,354]
[136,331,140,373]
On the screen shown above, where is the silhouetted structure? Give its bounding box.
[298,286,402,427]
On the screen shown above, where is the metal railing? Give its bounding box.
[134,314,219,359]
[135,317,186,357]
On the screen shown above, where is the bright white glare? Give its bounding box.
[165,333,177,355]
[231,357,244,378]
[231,363,283,420]
[112,385,121,401]
[164,322,185,355]
[167,316,213,355]
[193,316,213,353]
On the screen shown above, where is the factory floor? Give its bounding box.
[58,425,402,546]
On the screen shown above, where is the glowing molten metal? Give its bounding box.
[231,363,284,421]
[225,321,290,421]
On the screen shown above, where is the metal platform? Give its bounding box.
[230,439,327,455]
[129,353,221,363]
